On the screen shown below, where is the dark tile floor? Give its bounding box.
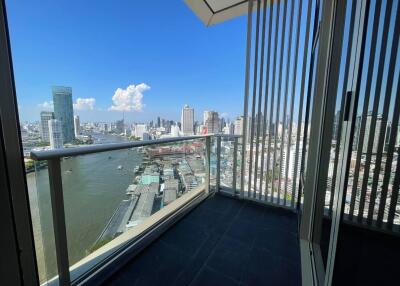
[103,193,301,286]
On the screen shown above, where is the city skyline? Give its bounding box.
[7,0,247,123]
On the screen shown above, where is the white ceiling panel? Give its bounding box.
[205,0,246,12]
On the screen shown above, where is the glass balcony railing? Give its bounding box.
[28,131,400,285]
[29,136,212,285]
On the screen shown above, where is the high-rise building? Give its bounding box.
[363,114,383,154]
[353,115,361,151]
[48,119,63,149]
[229,122,235,135]
[115,119,124,134]
[204,111,219,134]
[181,105,194,135]
[52,86,75,143]
[157,116,161,128]
[203,111,210,125]
[40,111,54,142]
[99,122,109,132]
[385,123,391,152]
[333,111,341,141]
[74,115,80,137]
[142,132,151,141]
[135,124,148,139]
[170,124,180,137]
[222,121,234,135]
[219,117,226,133]
[396,126,400,148]
[234,116,244,135]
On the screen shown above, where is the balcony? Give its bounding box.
[2,0,400,285]
[27,134,302,286]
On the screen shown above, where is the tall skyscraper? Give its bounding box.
[181,105,194,135]
[204,111,219,134]
[74,115,80,137]
[40,111,54,142]
[48,119,63,149]
[52,86,75,143]
[234,116,244,135]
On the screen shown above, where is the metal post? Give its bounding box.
[205,136,211,193]
[253,0,268,200]
[48,158,70,286]
[233,137,238,195]
[259,0,273,201]
[291,0,314,206]
[285,0,302,208]
[325,0,371,284]
[248,0,262,198]
[280,0,295,205]
[216,136,221,192]
[272,0,288,205]
[266,0,281,203]
[240,0,254,198]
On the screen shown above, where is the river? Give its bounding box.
[26,133,143,282]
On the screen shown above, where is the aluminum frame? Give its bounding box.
[299,0,349,285]
[325,0,371,284]
[0,1,39,285]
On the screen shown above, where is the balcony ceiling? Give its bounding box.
[184,0,254,26]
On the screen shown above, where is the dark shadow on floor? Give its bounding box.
[103,193,301,286]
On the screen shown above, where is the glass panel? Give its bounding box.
[219,136,237,190]
[31,138,207,283]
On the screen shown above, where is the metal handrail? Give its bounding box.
[30,134,241,161]
[30,135,208,161]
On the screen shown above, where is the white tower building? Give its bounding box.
[48,119,64,149]
[74,115,80,137]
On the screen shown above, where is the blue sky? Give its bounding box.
[6,0,247,123]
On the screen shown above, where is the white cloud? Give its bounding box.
[38,101,54,109]
[108,83,150,112]
[220,112,229,118]
[74,98,96,110]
